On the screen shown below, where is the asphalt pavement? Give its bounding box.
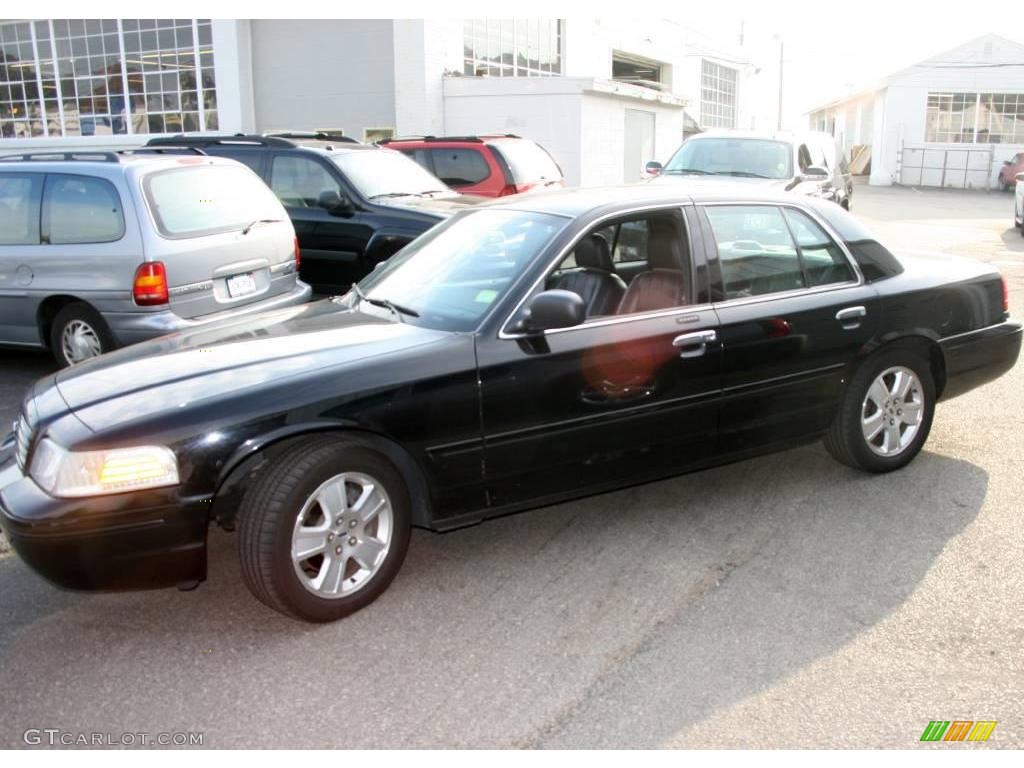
[0,182,1022,748]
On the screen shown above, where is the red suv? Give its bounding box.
[380,134,565,197]
[999,152,1024,191]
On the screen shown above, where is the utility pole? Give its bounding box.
[777,37,784,130]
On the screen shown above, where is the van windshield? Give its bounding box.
[144,164,284,238]
[663,138,794,180]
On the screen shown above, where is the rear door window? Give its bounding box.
[705,205,803,298]
[782,208,855,286]
[0,173,42,245]
[400,148,436,175]
[204,147,266,177]
[42,174,124,244]
[269,154,340,208]
[429,148,490,186]
[144,164,284,238]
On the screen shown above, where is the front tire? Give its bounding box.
[824,347,936,473]
[238,438,412,622]
[50,303,115,367]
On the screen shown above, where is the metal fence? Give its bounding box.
[896,143,995,190]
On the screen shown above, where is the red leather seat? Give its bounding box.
[617,218,688,314]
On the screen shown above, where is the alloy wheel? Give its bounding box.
[290,472,394,598]
[860,366,925,457]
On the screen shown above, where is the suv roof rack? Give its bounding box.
[262,131,359,143]
[118,146,208,156]
[148,132,362,149]
[0,151,121,163]
[378,134,521,145]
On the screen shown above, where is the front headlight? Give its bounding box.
[29,439,179,498]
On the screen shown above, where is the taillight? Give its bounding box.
[1002,274,1009,313]
[133,262,168,306]
[294,236,301,269]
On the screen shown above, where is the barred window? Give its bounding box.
[926,92,1024,144]
[0,19,217,139]
[700,60,736,129]
[463,19,562,78]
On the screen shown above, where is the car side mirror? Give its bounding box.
[510,289,585,334]
[645,161,663,176]
[318,189,354,215]
[802,165,829,180]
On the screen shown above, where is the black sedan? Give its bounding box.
[1,184,1020,622]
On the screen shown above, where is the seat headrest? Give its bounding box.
[647,218,685,271]
[574,234,613,272]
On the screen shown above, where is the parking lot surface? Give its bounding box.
[1,183,1022,748]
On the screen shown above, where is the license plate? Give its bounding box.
[226,272,256,298]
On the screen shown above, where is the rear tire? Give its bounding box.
[49,303,115,368]
[823,347,936,473]
[237,437,412,622]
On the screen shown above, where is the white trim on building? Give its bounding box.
[808,34,1024,188]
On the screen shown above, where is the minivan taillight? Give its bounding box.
[1002,274,1009,313]
[133,262,168,306]
[294,236,301,269]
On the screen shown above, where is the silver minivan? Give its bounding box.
[0,150,312,366]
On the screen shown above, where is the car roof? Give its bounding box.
[478,180,814,218]
[380,134,525,146]
[146,133,377,155]
[0,152,257,181]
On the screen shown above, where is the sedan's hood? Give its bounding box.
[648,174,791,189]
[380,193,488,217]
[56,300,450,430]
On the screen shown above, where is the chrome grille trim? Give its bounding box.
[14,413,32,471]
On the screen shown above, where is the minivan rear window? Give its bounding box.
[144,164,284,238]
[491,140,562,184]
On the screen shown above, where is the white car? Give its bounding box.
[1016,172,1024,236]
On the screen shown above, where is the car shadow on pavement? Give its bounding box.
[1000,228,1024,251]
[0,445,988,748]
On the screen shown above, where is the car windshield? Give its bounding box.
[663,138,794,180]
[492,140,562,183]
[329,149,454,199]
[144,164,284,238]
[355,209,567,332]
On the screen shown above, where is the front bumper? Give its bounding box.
[0,464,209,591]
[939,319,1022,401]
[104,279,313,346]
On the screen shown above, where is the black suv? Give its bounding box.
[147,132,481,293]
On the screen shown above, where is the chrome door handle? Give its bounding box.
[672,330,717,358]
[836,306,866,328]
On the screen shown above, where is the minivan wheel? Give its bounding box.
[823,347,936,473]
[50,303,115,367]
[237,438,412,622]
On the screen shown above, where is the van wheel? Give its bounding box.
[823,347,936,473]
[50,303,115,367]
[237,438,412,622]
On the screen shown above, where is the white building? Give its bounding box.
[0,18,765,186]
[808,34,1024,188]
